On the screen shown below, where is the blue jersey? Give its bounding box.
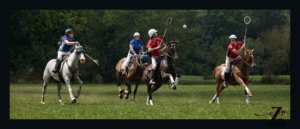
[129,39,143,55]
[58,36,75,51]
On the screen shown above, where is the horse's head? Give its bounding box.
[74,45,86,64]
[244,49,257,69]
[167,41,179,61]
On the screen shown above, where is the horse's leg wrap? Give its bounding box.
[169,75,175,84]
[149,69,156,84]
[174,76,180,85]
[245,95,249,103]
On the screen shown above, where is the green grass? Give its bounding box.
[248,75,290,81]
[10,84,290,119]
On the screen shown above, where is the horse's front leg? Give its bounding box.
[64,77,76,103]
[174,74,181,85]
[244,74,251,105]
[162,72,176,90]
[124,80,132,99]
[74,76,83,99]
[235,76,252,97]
[131,78,141,102]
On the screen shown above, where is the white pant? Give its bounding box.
[151,56,158,70]
[225,55,242,73]
[122,53,132,70]
[57,51,71,60]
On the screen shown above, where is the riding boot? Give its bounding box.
[149,69,156,84]
[222,72,229,88]
[52,59,61,73]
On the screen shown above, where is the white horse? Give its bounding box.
[41,44,86,105]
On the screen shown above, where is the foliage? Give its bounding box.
[10,10,290,83]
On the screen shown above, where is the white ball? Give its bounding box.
[183,25,187,29]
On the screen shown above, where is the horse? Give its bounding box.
[115,53,148,102]
[143,41,181,105]
[41,44,86,105]
[210,49,257,105]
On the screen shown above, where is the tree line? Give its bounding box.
[10,10,290,84]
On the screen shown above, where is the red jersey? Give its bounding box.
[146,37,165,57]
[227,41,243,58]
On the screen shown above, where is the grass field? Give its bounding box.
[10,83,290,119]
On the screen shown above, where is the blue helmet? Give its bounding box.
[65,29,75,35]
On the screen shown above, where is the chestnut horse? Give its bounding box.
[210,49,256,105]
[116,54,147,101]
[143,41,181,105]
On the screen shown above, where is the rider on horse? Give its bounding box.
[146,29,165,84]
[122,32,143,76]
[223,34,246,88]
[52,29,79,73]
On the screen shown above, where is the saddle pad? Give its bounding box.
[59,56,69,73]
[221,65,234,77]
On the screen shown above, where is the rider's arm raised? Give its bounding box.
[148,44,161,52]
[64,40,78,45]
[231,44,245,55]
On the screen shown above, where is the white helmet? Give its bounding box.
[133,32,140,37]
[148,29,157,38]
[229,34,237,39]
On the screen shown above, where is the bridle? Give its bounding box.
[242,52,254,66]
[161,43,177,61]
[75,47,85,59]
[64,46,85,81]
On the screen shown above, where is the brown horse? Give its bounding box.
[143,41,181,105]
[210,49,257,105]
[116,54,147,102]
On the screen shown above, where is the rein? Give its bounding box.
[60,49,79,82]
[161,44,176,61]
[242,58,250,66]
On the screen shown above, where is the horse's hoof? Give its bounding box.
[75,96,78,99]
[41,102,45,104]
[131,99,135,102]
[247,102,251,105]
[172,84,177,90]
[149,100,153,105]
[125,96,129,99]
[209,101,214,104]
[119,95,123,99]
[217,102,220,104]
[71,99,76,103]
[248,92,252,97]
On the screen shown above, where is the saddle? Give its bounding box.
[147,55,166,82]
[57,55,68,83]
[124,56,138,75]
[57,55,78,83]
[221,58,242,85]
[156,56,165,81]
